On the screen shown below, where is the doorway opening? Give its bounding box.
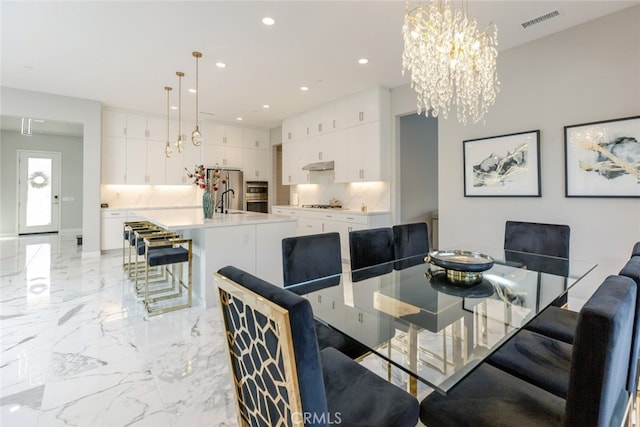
[398,114,438,248]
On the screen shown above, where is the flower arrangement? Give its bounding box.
[185,165,225,191]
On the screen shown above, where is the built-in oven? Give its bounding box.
[245,181,268,213]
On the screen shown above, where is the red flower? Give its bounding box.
[184,164,222,191]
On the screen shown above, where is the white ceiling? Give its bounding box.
[2,1,638,133]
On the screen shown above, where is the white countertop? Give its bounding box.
[271,205,390,216]
[135,208,297,230]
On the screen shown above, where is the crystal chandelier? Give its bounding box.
[402,0,500,125]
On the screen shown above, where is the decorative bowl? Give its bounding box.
[425,250,494,285]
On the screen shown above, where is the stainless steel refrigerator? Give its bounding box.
[206,167,244,213]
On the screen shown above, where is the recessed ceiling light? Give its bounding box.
[188,88,197,93]
[300,86,309,92]
[216,62,226,69]
[263,104,270,109]
[262,17,275,26]
[358,58,369,64]
[171,106,178,110]
[236,117,243,121]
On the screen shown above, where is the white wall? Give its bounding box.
[1,87,102,254]
[1,130,83,234]
[432,6,640,303]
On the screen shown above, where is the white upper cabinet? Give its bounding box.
[127,113,167,141]
[125,138,148,184]
[324,99,347,132]
[166,151,185,185]
[200,122,223,145]
[101,108,272,187]
[146,116,166,141]
[103,110,127,137]
[145,140,167,184]
[280,86,390,184]
[202,144,243,169]
[346,87,382,127]
[222,125,243,146]
[282,141,309,185]
[243,128,270,150]
[101,136,127,184]
[125,113,148,139]
[331,131,348,183]
[282,115,306,142]
[200,122,243,146]
[244,148,271,180]
[345,122,383,182]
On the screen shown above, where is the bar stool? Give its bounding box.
[131,227,178,296]
[122,221,158,273]
[143,235,192,316]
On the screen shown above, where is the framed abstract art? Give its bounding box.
[564,115,640,197]
[463,130,541,197]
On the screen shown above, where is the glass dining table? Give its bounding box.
[286,248,596,395]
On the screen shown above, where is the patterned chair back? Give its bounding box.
[215,266,329,427]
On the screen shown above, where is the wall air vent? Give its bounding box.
[521,10,561,29]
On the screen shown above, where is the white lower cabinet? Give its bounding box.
[271,207,390,262]
[307,277,390,349]
[319,215,365,261]
[101,210,128,251]
[310,288,345,325]
[297,216,322,236]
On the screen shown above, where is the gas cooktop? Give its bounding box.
[301,204,343,209]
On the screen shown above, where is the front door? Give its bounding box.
[18,150,61,234]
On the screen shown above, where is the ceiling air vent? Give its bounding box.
[521,10,561,29]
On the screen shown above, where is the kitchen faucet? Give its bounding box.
[217,188,235,214]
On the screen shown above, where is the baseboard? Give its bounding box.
[60,228,83,236]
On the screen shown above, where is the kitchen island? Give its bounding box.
[135,208,297,307]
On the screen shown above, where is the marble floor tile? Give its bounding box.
[1,234,422,427]
[0,234,239,427]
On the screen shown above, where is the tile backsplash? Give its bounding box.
[292,171,390,211]
[101,185,200,209]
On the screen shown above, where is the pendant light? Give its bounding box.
[176,71,185,153]
[191,51,203,146]
[164,86,173,158]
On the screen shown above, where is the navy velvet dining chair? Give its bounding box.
[487,258,640,403]
[282,232,342,292]
[393,222,429,270]
[504,220,570,258]
[215,265,419,427]
[420,274,637,427]
[281,232,370,359]
[526,256,640,345]
[633,242,640,258]
[349,227,394,282]
[505,220,571,309]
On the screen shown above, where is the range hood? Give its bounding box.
[302,161,334,171]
